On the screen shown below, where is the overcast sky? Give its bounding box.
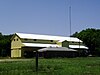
[0,0,100,36]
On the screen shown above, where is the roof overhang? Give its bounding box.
[11,33,21,40]
[69,45,88,49]
[22,43,60,48]
[58,39,82,42]
[38,47,77,52]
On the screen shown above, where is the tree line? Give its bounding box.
[71,28,100,56]
[0,33,12,57]
[0,28,100,57]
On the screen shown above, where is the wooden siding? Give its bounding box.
[11,35,22,57]
[62,41,69,47]
[11,36,22,49]
[56,42,62,47]
[11,48,21,57]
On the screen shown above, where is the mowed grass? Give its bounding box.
[0,57,100,75]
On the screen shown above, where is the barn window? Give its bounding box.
[25,39,28,41]
[14,39,15,41]
[51,40,53,42]
[17,39,18,41]
[34,39,37,41]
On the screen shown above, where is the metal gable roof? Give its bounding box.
[15,32,82,42]
[38,47,77,52]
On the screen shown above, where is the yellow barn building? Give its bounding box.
[11,33,88,58]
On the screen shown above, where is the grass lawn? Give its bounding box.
[0,57,100,75]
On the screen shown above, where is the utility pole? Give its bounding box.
[36,50,38,72]
[69,6,71,37]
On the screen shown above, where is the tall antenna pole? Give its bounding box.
[69,6,71,37]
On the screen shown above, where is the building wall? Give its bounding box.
[57,42,62,47]
[11,35,22,58]
[21,47,42,58]
[42,51,78,58]
[11,48,21,57]
[62,41,83,48]
[11,36,22,49]
[62,41,69,47]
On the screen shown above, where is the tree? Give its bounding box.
[0,33,13,57]
[70,32,78,37]
[71,28,100,56]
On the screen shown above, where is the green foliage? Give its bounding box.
[0,58,100,75]
[70,32,78,37]
[0,33,13,57]
[71,28,100,56]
